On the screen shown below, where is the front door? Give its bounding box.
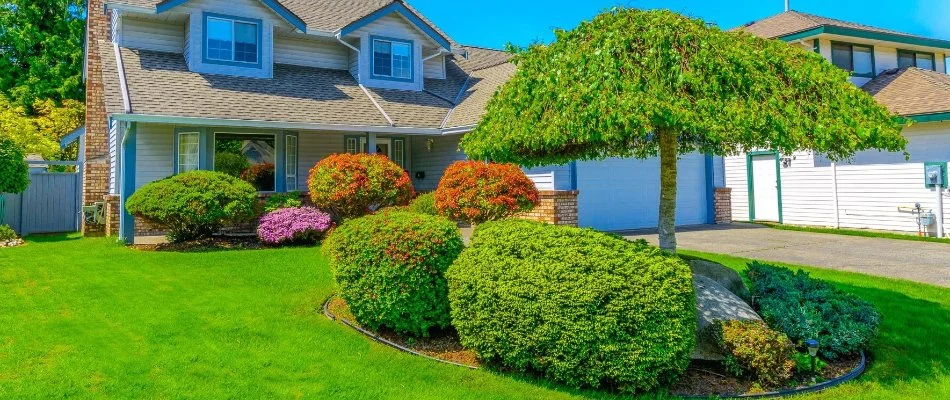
[751,154,780,221]
[359,137,405,168]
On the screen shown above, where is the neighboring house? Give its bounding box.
[82,0,721,243]
[725,10,950,236]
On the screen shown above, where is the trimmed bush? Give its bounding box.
[434,161,539,224]
[408,192,438,215]
[446,219,695,392]
[125,170,258,243]
[258,206,333,245]
[308,153,413,219]
[746,262,880,359]
[264,191,303,213]
[324,210,463,336]
[0,137,29,194]
[710,320,795,386]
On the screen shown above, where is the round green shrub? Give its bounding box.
[408,192,438,216]
[447,219,696,393]
[125,170,258,243]
[324,210,463,337]
[0,224,18,241]
[0,137,29,194]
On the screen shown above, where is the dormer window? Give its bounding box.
[203,12,262,68]
[371,37,413,81]
[897,50,936,71]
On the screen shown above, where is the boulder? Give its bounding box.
[689,259,748,297]
[691,274,762,360]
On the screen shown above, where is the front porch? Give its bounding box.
[111,122,470,242]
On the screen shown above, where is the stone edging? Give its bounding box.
[322,294,866,397]
[0,238,25,248]
[321,294,478,370]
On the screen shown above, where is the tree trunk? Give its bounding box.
[658,129,678,252]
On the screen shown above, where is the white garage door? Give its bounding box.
[576,153,710,231]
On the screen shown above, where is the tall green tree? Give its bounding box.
[461,8,906,252]
[0,0,86,112]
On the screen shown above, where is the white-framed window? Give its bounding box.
[831,42,874,77]
[285,135,298,191]
[204,13,260,65]
[177,132,200,173]
[897,50,936,71]
[372,37,412,80]
[345,136,360,154]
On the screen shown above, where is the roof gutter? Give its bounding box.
[113,43,132,113]
[109,113,448,135]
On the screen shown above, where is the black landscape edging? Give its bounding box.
[321,294,478,370]
[322,294,866,397]
[681,351,867,399]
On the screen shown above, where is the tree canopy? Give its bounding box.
[0,137,30,194]
[0,0,86,112]
[460,8,906,251]
[461,8,905,166]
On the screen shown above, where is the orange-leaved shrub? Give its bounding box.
[307,153,413,219]
[711,320,796,386]
[434,161,539,224]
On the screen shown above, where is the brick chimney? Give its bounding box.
[82,0,111,236]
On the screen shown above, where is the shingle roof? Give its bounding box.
[862,67,950,117]
[100,40,515,130]
[740,10,926,40]
[102,42,391,126]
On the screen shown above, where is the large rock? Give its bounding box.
[689,259,748,297]
[691,274,762,360]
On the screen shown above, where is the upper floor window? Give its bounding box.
[372,37,412,81]
[203,13,261,68]
[897,50,935,71]
[831,42,874,78]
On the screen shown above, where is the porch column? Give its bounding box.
[367,133,377,154]
[118,122,137,244]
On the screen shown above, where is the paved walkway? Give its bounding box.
[622,223,949,287]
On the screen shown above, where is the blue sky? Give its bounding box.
[408,0,950,49]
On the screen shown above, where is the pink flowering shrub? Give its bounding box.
[258,206,334,245]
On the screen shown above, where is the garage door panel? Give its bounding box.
[577,154,708,231]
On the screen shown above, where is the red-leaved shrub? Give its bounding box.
[307,153,414,218]
[434,161,539,224]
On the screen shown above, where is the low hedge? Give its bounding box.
[324,210,463,337]
[746,262,880,360]
[446,220,696,393]
[125,170,258,243]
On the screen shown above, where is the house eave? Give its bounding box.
[338,2,452,51]
[906,112,950,123]
[109,113,451,135]
[778,26,950,51]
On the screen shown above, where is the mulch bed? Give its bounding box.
[132,235,265,252]
[327,295,863,397]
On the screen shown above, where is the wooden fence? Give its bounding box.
[1,161,81,236]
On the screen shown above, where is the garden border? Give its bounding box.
[321,293,478,370]
[322,294,867,398]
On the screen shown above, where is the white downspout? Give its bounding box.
[335,34,361,81]
[831,162,840,228]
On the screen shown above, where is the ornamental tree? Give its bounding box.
[307,153,414,219]
[434,161,539,224]
[0,137,30,194]
[460,8,906,251]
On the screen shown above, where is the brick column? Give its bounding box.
[82,0,111,236]
[103,194,120,236]
[714,187,732,224]
[517,190,579,226]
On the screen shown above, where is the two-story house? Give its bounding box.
[724,10,950,235]
[83,0,722,243]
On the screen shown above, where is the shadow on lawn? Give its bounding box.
[24,233,83,243]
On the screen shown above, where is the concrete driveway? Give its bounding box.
[623,223,949,287]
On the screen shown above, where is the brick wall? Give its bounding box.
[517,190,579,226]
[82,0,111,237]
[103,194,120,236]
[714,187,732,224]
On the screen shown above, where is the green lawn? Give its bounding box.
[757,222,950,244]
[0,235,946,399]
